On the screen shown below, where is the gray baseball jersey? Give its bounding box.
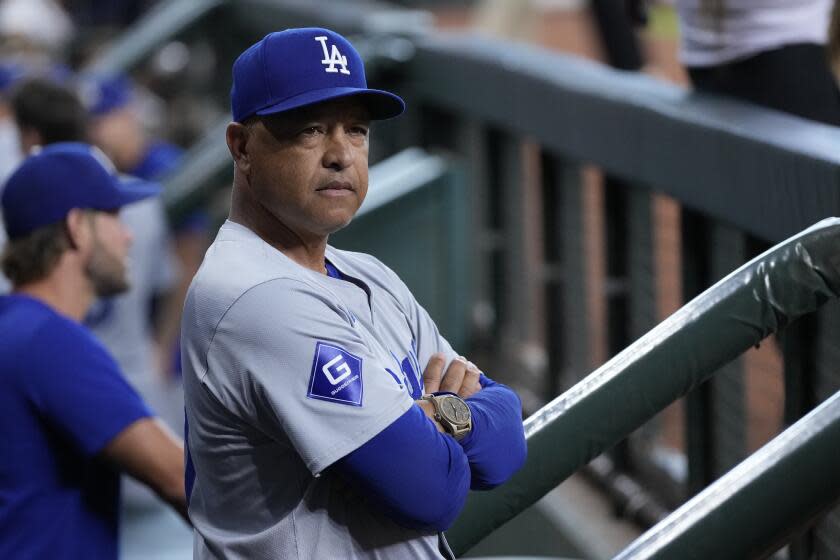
[182,220,458,559]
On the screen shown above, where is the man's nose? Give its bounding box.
[322,129,354,170]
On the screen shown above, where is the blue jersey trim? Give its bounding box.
[325,260,342,279]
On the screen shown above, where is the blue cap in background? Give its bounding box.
[0,61,26,94]
[1,142,160,239]
[78,73,133,116]
[231,27,405,122]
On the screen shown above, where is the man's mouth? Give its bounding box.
[317,181,355,196]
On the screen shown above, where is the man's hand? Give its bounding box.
[422,353,482,398]
[417,353,482,432]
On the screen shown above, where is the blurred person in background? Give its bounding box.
[0,142,186,560]
[674,0,840,125]
[0,61,23,177]
[1,70,97,296]
[473,0,538,40]
[63,0,159,29]
[9,75,186,512]
[6,76,92,297]
[75,74,183,430]
[82,73,183,181]
[0,0,73,62]
[11,76,89,154]
[80,72,205,399]
[0,60,25,293]
[829,0,840,80]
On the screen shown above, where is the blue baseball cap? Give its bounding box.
[1,142,160,240]
[78,73,133,117]
[231,27,405,123]
[0,60,26,94]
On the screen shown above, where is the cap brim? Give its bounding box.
[254,86,405,121]
[114,175,161,207]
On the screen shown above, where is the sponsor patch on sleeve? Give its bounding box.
[307,342,364,406]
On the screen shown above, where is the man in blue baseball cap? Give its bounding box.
[182,28,526,559]
[0,142,189,560]
[80,73,184,181]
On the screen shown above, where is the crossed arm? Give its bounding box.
[334,354,527,532]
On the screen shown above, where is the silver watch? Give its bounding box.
[421,392,472,440]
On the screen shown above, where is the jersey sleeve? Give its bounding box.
[25,322,152,456]
[202,278,414,475]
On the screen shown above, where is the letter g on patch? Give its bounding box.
[307,342,363,406]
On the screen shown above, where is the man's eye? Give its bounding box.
[349,126,369,136]
[300,126,323,136]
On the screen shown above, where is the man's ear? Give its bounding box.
[65,209,91,252]
[226,122,252,175]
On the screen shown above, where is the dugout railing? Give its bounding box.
[92,2,840,558]
[447,218,840,557]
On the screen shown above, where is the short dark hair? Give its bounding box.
[1,221,70,286]
[11,78,88,145]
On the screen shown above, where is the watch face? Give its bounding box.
[441,397,470,424]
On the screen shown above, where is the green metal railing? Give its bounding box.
[446,218,840,555]
[88,0,224,74]
[615,385,840,559]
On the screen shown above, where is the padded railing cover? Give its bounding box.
[447,218,840,555]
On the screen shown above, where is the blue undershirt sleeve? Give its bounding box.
[459,374,527,490]
[333,404,471,532]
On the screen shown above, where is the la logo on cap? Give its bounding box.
[315,36,350,75]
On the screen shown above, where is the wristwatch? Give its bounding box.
[421,392,472,440]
